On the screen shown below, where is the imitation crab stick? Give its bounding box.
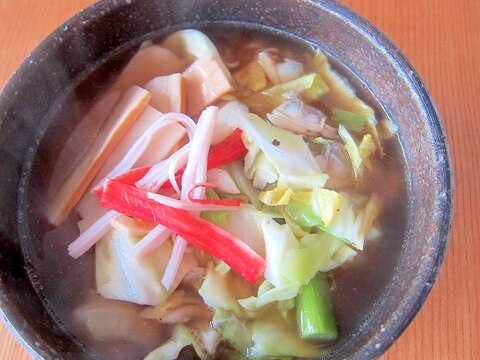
[98,179,266,284]
[96,127,246,195]
[47,86,151,225]
[144,74,186,113]
[183,52,233,116]
[161,106,218,290]
[161,127,247,190]
[76,106,188,225]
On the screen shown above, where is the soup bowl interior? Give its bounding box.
[0,0,452,359]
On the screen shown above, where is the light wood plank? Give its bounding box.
[0,0,478,359]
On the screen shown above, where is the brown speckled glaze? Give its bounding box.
[0,0,452,359]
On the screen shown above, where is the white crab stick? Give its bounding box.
[161,106,218,290]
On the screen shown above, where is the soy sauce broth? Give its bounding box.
[20,23,407,359]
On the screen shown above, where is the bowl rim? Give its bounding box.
[0,0,453,359]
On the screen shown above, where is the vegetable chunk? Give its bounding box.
[183,52,233,116]
[144,73,186,113]
[113,45,184,90]
[47,86,151,225]
[97,179,266,284]
[96,229,197,306]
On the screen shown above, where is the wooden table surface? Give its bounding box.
[0,1,478,359]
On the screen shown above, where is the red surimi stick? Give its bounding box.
[98,179,265,284]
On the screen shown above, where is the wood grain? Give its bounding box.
[0,0,478,359]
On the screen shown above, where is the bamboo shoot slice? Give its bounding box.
[47,86,151,225]
[183,52,233,116]
[144,73,186,113]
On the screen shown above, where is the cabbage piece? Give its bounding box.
[358,133,377,171]
[279,174,329,192]
[267,99,327,135]
[256,283,301,307]
[228,160,263,209]
[224,204,266,257]
[258,51,305,85]
[261,218,299,287]
[212,309,252,353]
[145,324,218,360]
[242,193,380,311]
[233,58,268,91]
[312,50,382,152]
[259,183,293,206]
[200,188,230,229]
[327,193,381,251]
[238,279,299,309]
[358,193,382,238]
[315,142,353,190]
[238,112,321,177]
[285,199,355,248]
[311,136,335,145]
[237,282,273,312]
[338,125,378,178]
[264,73,329,106]
[215,261,231,275]
[96,229,197,306]
[284,198,338,231]
[259,183,315,207]
[73,296,162,345]
[207,168,240,194]
[199,263,253,314]
[276,59,306,84]
[212,100,248,144]
[144,337,188,360]
[245,147,279,189]
[328,245,357,270]
[338,125,362,177]
[236,218,304,308]
[240,235,355,311]
[140,289,211,325]
[281,234,346,284]
[278,207,310,238]
[312,188,345,227]
[234,89,277,118]
[248,313,324,358]
[332,107,368,132]
[378,117,398,140]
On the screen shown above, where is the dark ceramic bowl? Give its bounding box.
[0,0,452,359]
